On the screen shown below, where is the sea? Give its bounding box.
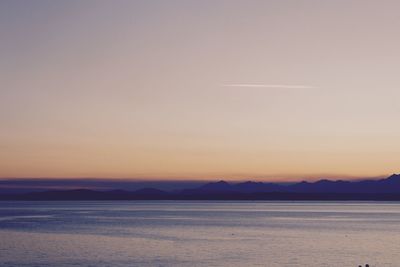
[0,201,399,267]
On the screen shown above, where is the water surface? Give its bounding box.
[1,201,399,266]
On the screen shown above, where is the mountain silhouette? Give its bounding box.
[183,174,400,194]
[2,174,400,200]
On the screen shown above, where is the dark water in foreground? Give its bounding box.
[0,201,399,267]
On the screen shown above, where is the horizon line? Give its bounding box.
[0,174,393,183]
[222,83,317,89]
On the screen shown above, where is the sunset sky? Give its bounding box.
[1,0,400,181]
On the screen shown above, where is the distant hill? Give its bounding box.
[181,174,400,194]
[2,174,400,200]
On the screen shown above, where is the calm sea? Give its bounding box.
[0,201,399,267]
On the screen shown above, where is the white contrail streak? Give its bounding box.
[223,84,315,89]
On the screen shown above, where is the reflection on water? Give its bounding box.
[0,201,399,266]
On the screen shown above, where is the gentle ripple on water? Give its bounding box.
[0,201,399,266]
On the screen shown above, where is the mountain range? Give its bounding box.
[2,174,400,200]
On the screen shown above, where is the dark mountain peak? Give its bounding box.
[380,174,400,186]
[206,180,231,187]
[197,180,233,192]
[6,174,400,200]
[313,179,350,185]
[315,179,331,184]
[386,174,400,180]
[298,181,309,185]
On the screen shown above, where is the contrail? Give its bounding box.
[222,84,316,89]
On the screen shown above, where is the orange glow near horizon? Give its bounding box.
[1,1,400,181]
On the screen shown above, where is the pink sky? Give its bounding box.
[1,1,399,181]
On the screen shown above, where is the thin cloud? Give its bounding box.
[222,84,316,89]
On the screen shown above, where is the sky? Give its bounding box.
[1,0,400,181]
